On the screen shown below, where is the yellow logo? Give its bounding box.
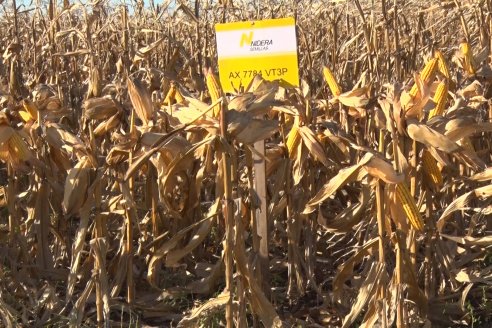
[240,32,253,47]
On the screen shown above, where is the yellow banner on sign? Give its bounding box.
[215,18,299,93]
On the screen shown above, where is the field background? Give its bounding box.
[1,0,492,327]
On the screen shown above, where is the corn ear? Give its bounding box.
[22,99,38,120]
[428,80,448,118]
[18,110,34,122]
[460,42,476,75]
[174,88,185,104]
[409,58,438,97]
[286,117,301,159]
[323,65,342,97]
[163,85,176,105]
[8,132,32,162]
[434,50,450,79]
[396,183,424,231]
[206,71,223,117]
[422,150,443,187]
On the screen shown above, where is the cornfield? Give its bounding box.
[1,0,492,327]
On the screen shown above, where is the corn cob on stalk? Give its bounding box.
[424,79,448,189]
[286,117,301,159]
[428,80,448,118]
[409,57,438,97]
[163,84,176,105]
[0,131,32,164]
[323,65,342,97]
[206,71,223,117]
[9,132,32,162]
[396,183,424,231]
[174,87,185,104]
[18,110,34,122]
[434,50,450,79]
[21,99,38,122]
[422,150,443,187]
[460,41,476,75]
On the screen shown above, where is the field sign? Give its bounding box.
[215,17,299,93]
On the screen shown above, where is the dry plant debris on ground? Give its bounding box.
[1,0,492,327]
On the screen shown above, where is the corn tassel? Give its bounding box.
[428,80,448,118]
[286,117,301,159]
[206,71,223,117]
[396,183,424,231]
[434,50,450,79]
[409,58,438,97]
[422,150,443,187]
[460,42,476,75]
[323,65,342,97]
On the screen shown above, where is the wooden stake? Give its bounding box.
[376,130,388,328]
[219,100,234,328]
[253,140,269,294]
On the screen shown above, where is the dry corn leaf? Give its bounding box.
[455,270,492,285]
[127,78,153,125]
[93,113,121,136]
[233,200,283,328]
[45,123,84,153]
[133,37,165,63]
[65,169,102,301]
[63,156,91,216]
[335,86,370,108]
[177,293,230,327]
[226,110,278,144]
[0,125,14,144]
[161,135,216,212]
[342,262,385,328]
[172,106,216,125]
[437,184,492,231]
[228,88,277,115]
[124,125,186,181]
[333,237,379,305]
[141,133,190,163]
[470,168,492,181]
[317,184,370,233]
[362,154,404,184]
[304,153,373,213]
[147,202,219,287]
[68,279,94,328]
[297,125,333,167]
[186,257,224,295]
[444,122,492,142]
[90,238,110,322]
[440,233,492,247]
[359,300,378,328]
[83,97,119,120]
[165,200,220,267]
[406,119,460,152]
[459,81,482,99]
